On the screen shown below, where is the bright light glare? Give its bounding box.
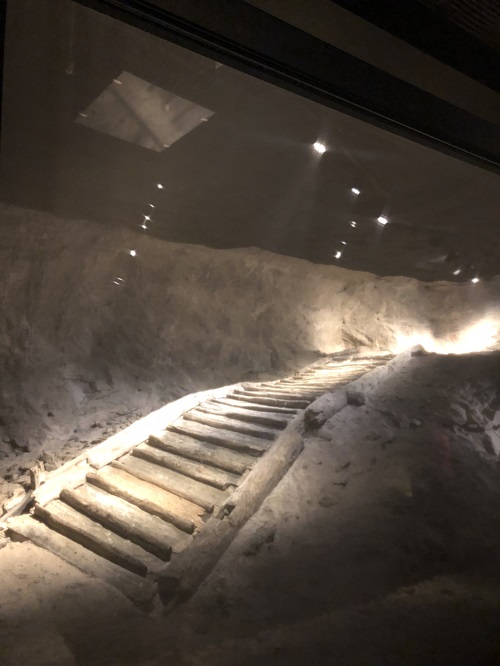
[157,183,164,189]
[471,277,480,284]
[144,215,151,221]
[148,204,155,208]
[141,224,147,230]
[453,269,461,276]
[334,251,342,259]
[350,221,357,228]
[351,187,360,196]
[341,241,347,245]
[377,216,388,225]
[129,250,137,257]
[393,318,498,355]
[313,141,327,154]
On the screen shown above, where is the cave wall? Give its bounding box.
[0,203,499,493]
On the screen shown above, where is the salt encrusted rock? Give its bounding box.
[399,414,410,429]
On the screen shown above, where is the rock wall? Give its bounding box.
[0,203,499,498]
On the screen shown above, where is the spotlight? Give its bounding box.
[351,187,360,196]
[471,277,480,284]
[341,241,347,245]
[313,142,327,154]
[144,215,151,221]
[453,269,461,276]
[129,250,137,257]
[350,221,357,228]
[377,216,388,226]
[157,183,164,189]
[148,204,155,208]
[334,251,342,259]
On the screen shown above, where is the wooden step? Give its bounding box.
[237,387,321,400]
[87,466,203,534]
[7,515,156,608]
[229,392,309,409]
[211,397,298,415]
[61,484,191,559]
[183,410,279,440]
[149,431,254,475]
[197,402,291,429]
[35,500,164,576]
[169,419,270,456]
[113,455,227,513]
[133,443,240,490]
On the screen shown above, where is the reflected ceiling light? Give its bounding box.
[471,277,480,284]
[350,221,357,228]
[334,251,342,259]
[377,215,389,225]
[313,141,327,154]
[453,269,461,276]
[129,250,137,257]
[351,187,360,196]
[157,183,164,189]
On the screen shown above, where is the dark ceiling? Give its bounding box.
[1,0,499,282]
[419,0,500,51]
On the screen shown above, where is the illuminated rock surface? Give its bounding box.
[0,204,499,504]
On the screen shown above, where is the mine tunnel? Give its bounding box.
[0,1,500,664]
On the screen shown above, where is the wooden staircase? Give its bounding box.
[5,351,391,609]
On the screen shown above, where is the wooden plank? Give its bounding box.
[196,403,291,429]
[241,386,324,399]
[228,392,309,409]
[149,431,254,475]
[158,419,305,610]
[113,455,227,513]
[34,461,89,507]
[34,501,165,576]
[87,466,203,533]
[61,484,191,558]
[183,410,279,440]
[7,515,156,608]
[233,389,314,404]
[169,419,270,456]
[133,444,240,490]
[211,397,298,415]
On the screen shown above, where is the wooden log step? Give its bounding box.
[183,410,278,441]
[87,466,203,534]
[169,419,270,456]
[197,402,291,429]
[237,387,321,400]
[35,500,164,576]
[229,392,309,409]
[61,484,191,559]
[133,443,240,490]
[7,515,156,608]
[149,431,254,475]
[211,397,298,415]
[113,455,227,513]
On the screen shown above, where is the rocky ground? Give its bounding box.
[1,204,499,509]
[1,350,500,665]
